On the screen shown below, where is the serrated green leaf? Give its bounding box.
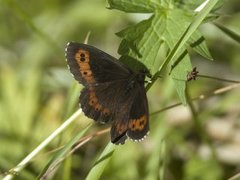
[117,9,195,103]
[117,9,195,73]
[117,13,164,73]
[168,0,220,104]
[163,9,192,47]
[117,1,219,104]
[107,0,164,13]
[189,31,213,60]
[166,0,220,103]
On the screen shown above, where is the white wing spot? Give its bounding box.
[126,131,150,142]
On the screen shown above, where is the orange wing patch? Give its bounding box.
[103,108,110,116]
[88,87,111,116]
[128,115,147,131]
[75,49,95,83]
[116,122,128,135]
[75,49,90,63]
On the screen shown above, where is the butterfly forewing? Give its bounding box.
[65,42,131,85]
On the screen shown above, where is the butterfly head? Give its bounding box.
[136,68,151,83]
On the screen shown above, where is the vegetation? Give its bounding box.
[0,0,239,179]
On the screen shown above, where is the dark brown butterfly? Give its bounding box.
[65,42,149,144]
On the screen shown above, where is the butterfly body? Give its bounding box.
[65,42,149,144]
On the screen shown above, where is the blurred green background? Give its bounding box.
[0,0,240,179]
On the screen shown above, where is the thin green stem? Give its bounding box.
[214,22,240,44]
[3,109,82,180]
[151,83,240,116]
[198,74,240,83]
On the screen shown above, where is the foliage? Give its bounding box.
[0,0,240,180]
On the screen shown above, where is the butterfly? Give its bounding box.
[65,42,149,145]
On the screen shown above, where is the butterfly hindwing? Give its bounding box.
[65,42,131,85]
[110,91,136,144]
[110,83,149,144]
[80,78,136,124]
[126,85,149,141]
[79,86,113,123]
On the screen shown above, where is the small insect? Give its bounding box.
[187,67,199,81]
[65,42,149,144]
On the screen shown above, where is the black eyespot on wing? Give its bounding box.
[65,42,93,85]
[65,42,131,85]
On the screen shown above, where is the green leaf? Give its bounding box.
[117,9,198,70]
[86,143,115,180]
[189,31,213,60]
[117,9,196,103]
[38,124,91,179]
[118,10,191,73]
[107,0,164,13]
[169,28,214,105]
[146,0,219,103]
[171,50,192,105]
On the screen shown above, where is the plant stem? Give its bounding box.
[151,83,240,116]
[198,74,240,83]
[3,109,82,180]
